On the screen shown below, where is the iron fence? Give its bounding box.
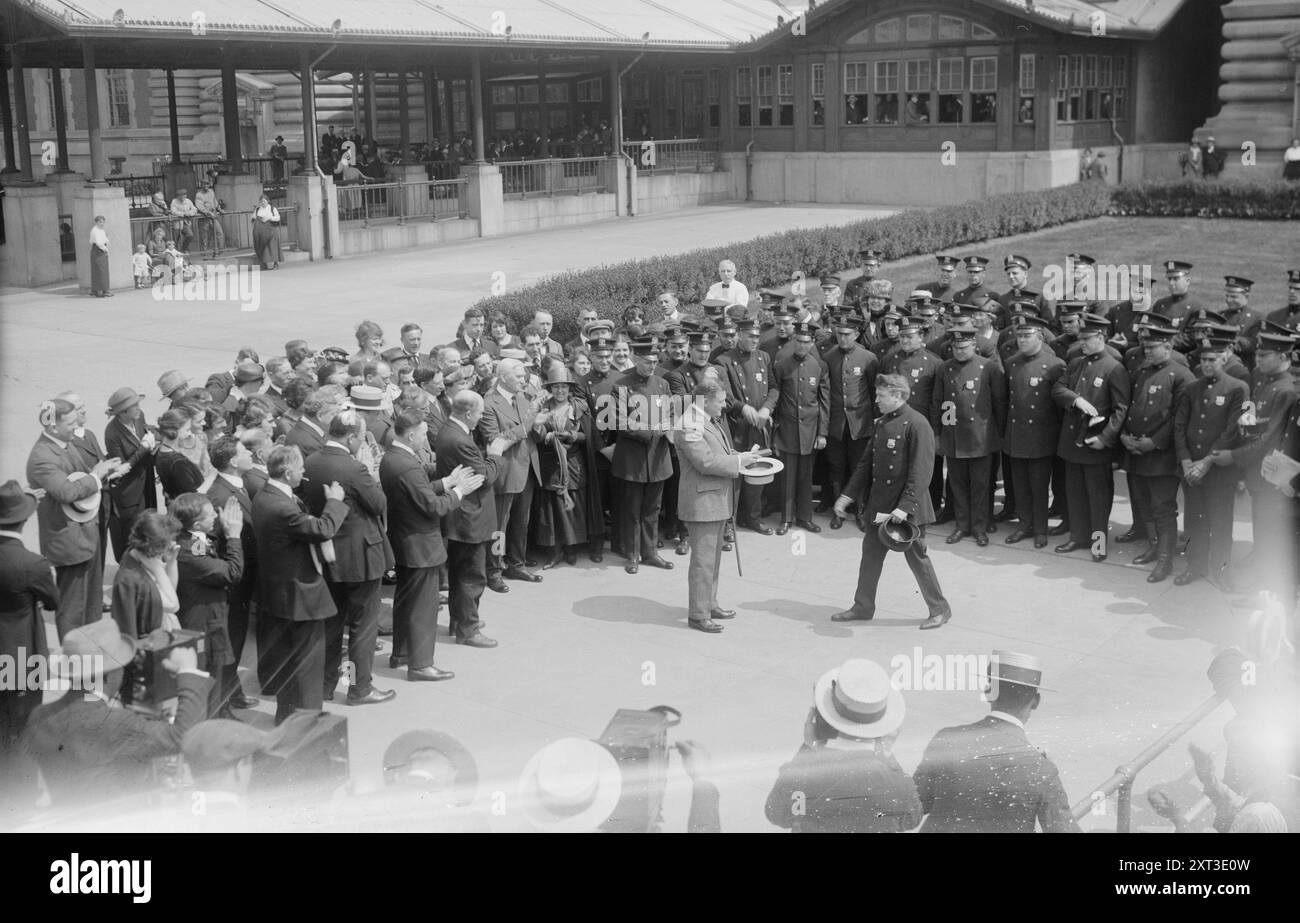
[336,178,468,226]
[498,156,615,198]
[620,138,720,174]
[129,206,298,260]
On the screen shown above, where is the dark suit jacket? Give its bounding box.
[284,418,327,458]
[766,743,922,833]
[451,336,500,359]
[206,473,258,588]
[22,672,212,807]
[0,536,56,664]
[263,386,290,416]
[1003,349,1066,459]
[110,551,166,638]
[25,433,102,566]
[478,388,541,493]
[379,444,461,569]
[104,415,157,513]
[913,714,1080,833]
[176,532,242,666]
[844,404,936,524]
[825,343,878,441]
[242,466,270,498]
[251,483,348,621]
[433,419,504,544]
[302,445,393,584]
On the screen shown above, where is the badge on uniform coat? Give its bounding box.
[1148,385,1160,394]
[1093,377,1103,387]
[809,377,817,385]
[852,367,862,376]
[1029,377,1040,386]
[910,369,919,378]
[756,372,764,382]
[1215,395,1225,406]
[965,380,976,390]
[886,438,897,448]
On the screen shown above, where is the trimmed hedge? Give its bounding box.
[1108,179,1300,219]
[475,182,1113,342]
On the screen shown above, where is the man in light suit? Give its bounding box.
[675,381,767,634]
[913,651,1080,833]
[252,445,349,724]
[380,407,484,681]
[478,358,543,590]
[303,414,396,707]
[25,397,120,640]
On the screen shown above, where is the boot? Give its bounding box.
[1147,530,1175,583]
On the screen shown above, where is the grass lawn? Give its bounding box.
[890,215,1294,308]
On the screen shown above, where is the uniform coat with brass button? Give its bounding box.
[839,403,949,620]
[883,345,946,510]
[824,341,878,506]
[1174,371,1248,580]
[763,349,830,523]
[717,344,774,526]
[1122,358,1195,563]
[930,354,1007,535]
[605,368,675,561]
[1004,349,1065,536]
[1231,368,1298,599]
[675,404,743,624]
[1052,349,1130,545]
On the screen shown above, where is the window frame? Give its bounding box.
[811,62,825,126]
[105,68,132,129]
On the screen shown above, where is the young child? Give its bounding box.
[132,244,152,288]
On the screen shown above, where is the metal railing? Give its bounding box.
[336,178,468,226]
[498,156,615,198]
[621,138,720,174]
[128,206,299,260]
[1071,692,1226,832]
[186,157,289,204]
[106,173,167,209]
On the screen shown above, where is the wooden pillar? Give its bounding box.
[0,64,17,174]
[471,52,486,162]
[300,48,318,173]
[51,66,71,171]
[444,77,455,137]
[398,69,410,154]
[221,63,244,171]
[82,43,105,183]
[424,67,436,143]
[538,67,547,144]
[363,67,378,140]
[610,57,622,146]
[10,46,34,181]
[166,69,182,163]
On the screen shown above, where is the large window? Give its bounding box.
[904,59,931,123]
[844,62,870,124]
[1057,53,1127,122]
[1018,53,1035,124]
[969,56,997,123]
[874,60,899,124]
[575,78,599,102]
[707,68,720,128]
[105,69,131,128]
[777,64,793,125]
[756,65,774,126]
[736,66,752,126]
[810,63,825,126]
[937,57,963,123]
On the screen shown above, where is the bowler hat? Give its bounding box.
[0,480,37,525]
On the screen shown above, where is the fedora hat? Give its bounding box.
[62,472,101,523]
[156,370,190,399]
[62,617,137,673]
[518,737,622,831]
[0,479,37,525]
[814,659,905,740]
[106,387,145,416]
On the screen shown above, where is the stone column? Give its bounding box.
[0,64,17,174]
[471,53,486,162]
[10,46,35,181]
[221,64,244,172]
[82,43,106,183]
[51,67,71,172]
[461,162,502,236]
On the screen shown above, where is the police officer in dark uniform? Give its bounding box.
[1123,313,1191,379]
[1217,276,1265,370]
[1121,315,1196,583]
[831,374,951,628]
[1173,328,1248,588]
[822,315,878,529]
[764,321,830,534]
[608,338,676,574]
[1003,315,1065,547]
[919,255,960,305]
[1052,313,1130,562]
[883,316,945,517]
[1151,260,1208,331]
[1184,315,1249,382]
[584,336,619,561]
[657,325,688,379]
[997,254,1052,330]
[952,256,994,310]
[759,305,796,365]
[1050,302,1086,362]
[711,315,739,362]
[718,317,776,535]
[931,325,1007,546]
[842,249,885,310]
[1264,269,1300,332]
[1107,269,1153,352]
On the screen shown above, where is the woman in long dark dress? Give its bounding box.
[251,194,281,270]
[154,408,204,502]
[88,215,112,297]
[531,367,603,567]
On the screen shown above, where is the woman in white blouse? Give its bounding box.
[88,215,112,297]
[1284,138,1300,182]
[251,194,281,271]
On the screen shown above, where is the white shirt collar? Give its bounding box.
[988,710,1026,730]
[267,479,294,498]
[0,530,27,543]
[303,418,324,436]
[391,441,416,456]
[496,383,515,402]
[218,471,244,489]
[451,417,471,435]
[325,440,350,453]
[41,431,69,450]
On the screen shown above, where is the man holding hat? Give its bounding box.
[764,321,830,534]
[1173,329,1249,588]
[479,357,545,588]
[22,618,213,808]
[0,480,58,797]
[667,329,728,556]
[766,657,921,832]
[205,347,261,406]
[704,259,750,310]
[913,651,1079,833]
[1052,313,1130,561]
[821,314,877,528]
[1003,315,1065,547]
[26,398,122,640]
[1120,314,1195,582]
[1264,270,1300,332]
[832,374,952,628]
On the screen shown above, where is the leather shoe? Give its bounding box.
[641,554,674,570]
[710,608,736,620]
[795,519,822,534]
[625,562,639,574]
[1033,535,1049,549]
[723,525,735,543]
[743,520,773,536]
[590,551,604,563]
[388,655,409,669]
[382,570,397,586]
[1173,570,1201,586]
[487,576,510,593]
[986,523,998,534]
[1115,528,1147,544]
[675,537,690,556]
[1048,521,1071,536]
[919,610,952,630]
[831,609,872,622]
[524,558,539,568]
[229,691,259,710]
[346,688,397,706]
[945,529,967,544]
[1132,547,1158,566]
[1147,560,1173,583]
[1054,540,1085,554]
[503,566,542,583]
[407,666,455,682]
[1004,529,1031,545]
[689,619,723,633]
[776,521,792,535]
[1091,553,1108,563]
[457,633,498,648]
[975,533,989,547]
[563,551,577,566]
